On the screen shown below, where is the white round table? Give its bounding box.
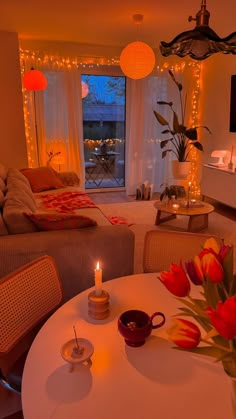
[22,274,234,419]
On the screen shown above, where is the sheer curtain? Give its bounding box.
[125,64,200,195]
[23,60,85,188]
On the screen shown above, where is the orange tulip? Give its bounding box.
[199,248,224,283]
[207,296,236,339]
[158,262,190,297]
[167,318,201,349]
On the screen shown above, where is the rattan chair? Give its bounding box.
[143,229,222,273]
[0,256,63,395]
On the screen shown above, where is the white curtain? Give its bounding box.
[125,66,198,195]
[23,61,85,188]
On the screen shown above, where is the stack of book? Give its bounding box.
[136,181,153,200]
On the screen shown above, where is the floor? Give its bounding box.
[1,190,235,418]
[88,190,236,221]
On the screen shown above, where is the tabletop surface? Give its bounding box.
[154,200,215,216]
[22,273,234,419]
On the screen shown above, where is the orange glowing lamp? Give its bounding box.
[23,68,47,91]
[120,41,155,80]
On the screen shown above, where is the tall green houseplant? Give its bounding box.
[154,70,211,162]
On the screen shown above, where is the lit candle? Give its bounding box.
[172,203,180,211]
[94,261,102,296]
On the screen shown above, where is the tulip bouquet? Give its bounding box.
[158,238,236,378]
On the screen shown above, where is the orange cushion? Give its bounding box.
[24,212,97,230]
[21,167,64,193]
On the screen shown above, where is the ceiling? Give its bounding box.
[0,0,236,50]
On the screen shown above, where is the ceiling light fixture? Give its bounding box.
[160,0,236,61]
[120,14,155,79]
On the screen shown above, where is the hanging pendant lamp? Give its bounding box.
[160,0,236,61]
[120,14,155,79]
[23,68,47,166]
[23,67,47,90]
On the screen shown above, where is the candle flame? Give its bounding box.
[96,261,100,270]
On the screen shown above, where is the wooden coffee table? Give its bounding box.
[154,201,214,232]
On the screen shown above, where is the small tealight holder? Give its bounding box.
[88,289,110,320]
[172,203,180,211]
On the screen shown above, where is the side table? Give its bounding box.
[154,201,214,232]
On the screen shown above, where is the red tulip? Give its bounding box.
[158,262,190,297]
[206,296,236,339]
[198,248,224,283]
[219,244,231,263]
[167,318,201,349]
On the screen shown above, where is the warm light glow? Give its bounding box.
[23,68,47,91]
[20,48,202,181]
[81,81,89,98]
[46,140,67,170]
[120,41,155,79]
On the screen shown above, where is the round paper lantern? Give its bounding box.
[81,81,89,98]
[23,68,47,90]
[120,41,155,80]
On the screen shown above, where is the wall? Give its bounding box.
[0,31,27,168]
[200,54,236,166]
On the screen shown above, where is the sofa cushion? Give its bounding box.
[24,212,97,230]
[57,171,80,186]
[7,168,35,202]
[0,163,7,181]
[8,168,32,188]
[0,177,6,193]
[2,185,37,234]
[0,190,4,207]
[21,167,65,193]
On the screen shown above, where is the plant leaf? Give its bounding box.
[157,100,173,106]
[153,110,168,126]
[192,141,203,151]
[185,127,197,140]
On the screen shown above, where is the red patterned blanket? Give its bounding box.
[36,191,97,213]
[35,191,130,225]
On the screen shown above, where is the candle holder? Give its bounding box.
[88,289,110,320]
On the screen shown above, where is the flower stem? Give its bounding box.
[201,338,232,353]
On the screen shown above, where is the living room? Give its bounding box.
[0,1,236,418]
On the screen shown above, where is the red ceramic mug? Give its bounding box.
[118,309,166,347]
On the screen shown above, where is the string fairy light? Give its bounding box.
[20,48,202,188]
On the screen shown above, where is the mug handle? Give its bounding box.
[151,312,166,329]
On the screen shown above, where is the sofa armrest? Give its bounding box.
[57,171,80,186]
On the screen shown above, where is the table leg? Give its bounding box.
[188,214,208,232]
[155,210,177,226]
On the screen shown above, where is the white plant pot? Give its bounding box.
[172,160,191,180]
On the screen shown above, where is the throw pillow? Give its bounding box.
[24,212,97,230]
[21,167,64,193]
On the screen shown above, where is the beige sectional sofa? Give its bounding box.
[0,165,135,301]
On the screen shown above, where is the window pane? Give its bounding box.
[82,75,126,189]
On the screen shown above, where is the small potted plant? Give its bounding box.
[160,184,186,202]
[153,70,211,179]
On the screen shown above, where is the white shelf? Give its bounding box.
[201,165,236,209]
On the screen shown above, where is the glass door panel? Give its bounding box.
[82,74,126,189]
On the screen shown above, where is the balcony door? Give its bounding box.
[82,74,126,190]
